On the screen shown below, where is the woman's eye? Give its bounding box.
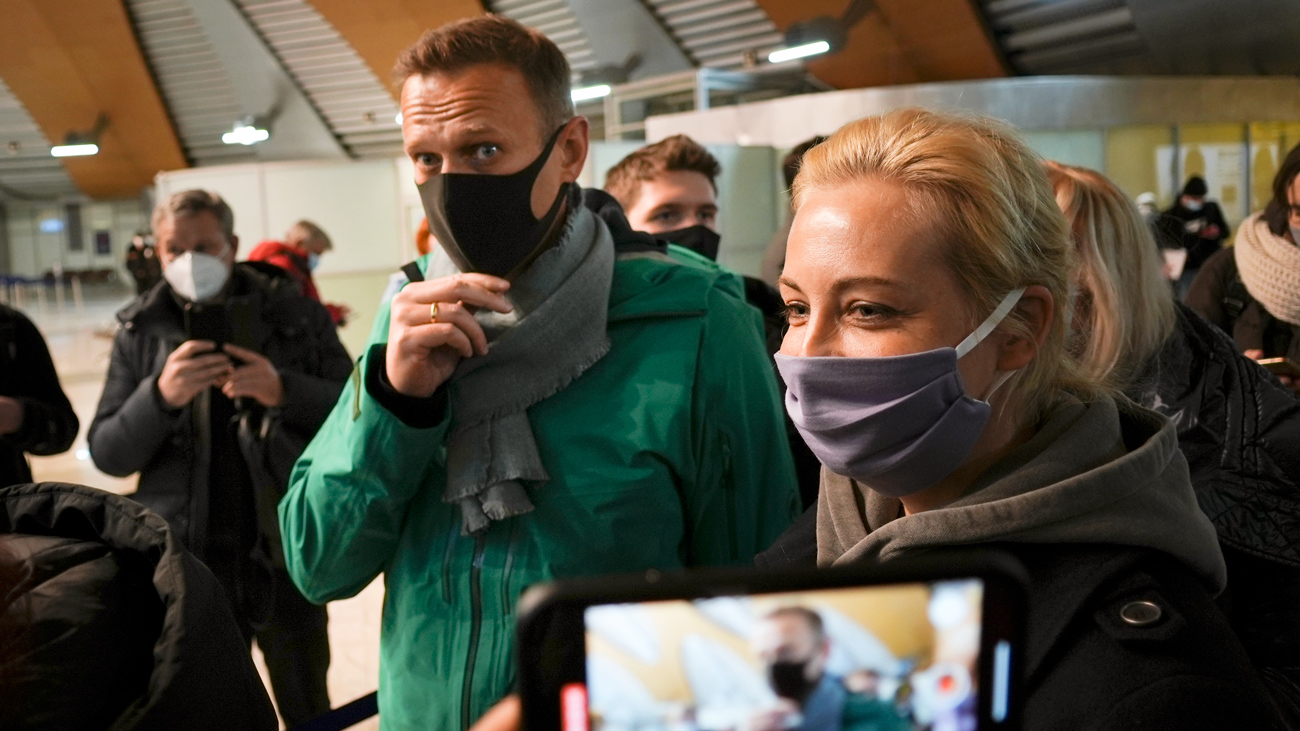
[849,303,896,320]
[782,303,809,323]
[473,144,501,161]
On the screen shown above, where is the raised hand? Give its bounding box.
[386,273,513,397]
[157,340,232,409]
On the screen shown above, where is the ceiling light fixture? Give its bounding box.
[222,113,275,146]
[50,114,107,158]
[395,112,403,124]
[767,0,875,65]
[571,84,612,102]
[768,41,832,64]
[570,54,642,105]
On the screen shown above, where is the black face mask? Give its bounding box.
[659,225,721,261]
[767,660,818,704]
[418,125,569,279]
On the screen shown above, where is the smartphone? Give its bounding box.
[1258,357,1300,379]
[183,301,256,351]
[517,552,1026,731]
[184,303,231,349]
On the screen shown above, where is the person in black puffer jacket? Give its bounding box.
[0,304,78,488]
[0,482,277,730]
[1047,161,1300,725]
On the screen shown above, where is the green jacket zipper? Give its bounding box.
[722,437,739,561]
[461,534,487,730]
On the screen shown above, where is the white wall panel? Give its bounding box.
[262,160,404,274]
[157,159,405,275]
[1022,130,1106,170]
[156,164,269,249]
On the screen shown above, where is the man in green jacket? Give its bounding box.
[279,15,799,731]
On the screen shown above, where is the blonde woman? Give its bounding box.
[757,108,1282,729]
[1047,160,1300,726]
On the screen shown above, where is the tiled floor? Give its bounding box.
[20,285,382,730]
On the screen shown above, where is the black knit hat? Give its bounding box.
[1182,176,1208,197]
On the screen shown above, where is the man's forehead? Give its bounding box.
[642,170,718,203]
[401,66,534,121]
[159,212,228,239]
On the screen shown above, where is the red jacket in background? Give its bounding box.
[246,240,346,325]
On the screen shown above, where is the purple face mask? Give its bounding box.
[775,287,1026,498]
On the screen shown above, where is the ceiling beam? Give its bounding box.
[308,0,485,99]
[754,0,1007,89]
[0,0,187,200]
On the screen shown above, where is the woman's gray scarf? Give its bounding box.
[442,203,614,534]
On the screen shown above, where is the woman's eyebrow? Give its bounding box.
[831,276,901,291]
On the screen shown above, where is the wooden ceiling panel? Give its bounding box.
[754,0,1006,90]
[0,0,187,199]
[308,0,485,98]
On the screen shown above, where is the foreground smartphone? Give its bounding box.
[517,552,1026,731]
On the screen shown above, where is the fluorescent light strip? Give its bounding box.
[571,84,611,102]
[768,40,831,64]
[222,126,270,146]
[50,143,99,158]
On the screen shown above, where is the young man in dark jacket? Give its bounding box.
[0,304,78,487]
[88,190,353,728]
[1163,175,1231,297]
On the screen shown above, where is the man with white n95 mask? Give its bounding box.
[88,189,353,728]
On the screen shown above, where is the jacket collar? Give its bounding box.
[117,264,277,345]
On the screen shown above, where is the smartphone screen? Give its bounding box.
[571,579,1002,731]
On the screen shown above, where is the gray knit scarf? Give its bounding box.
[442,201,614,534]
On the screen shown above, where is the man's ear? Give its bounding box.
[558,116,589,184]
[996,284,1053,372]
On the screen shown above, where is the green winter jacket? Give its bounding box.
[279,218,800,731]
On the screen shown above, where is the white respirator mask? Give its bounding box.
[164,247,231,302]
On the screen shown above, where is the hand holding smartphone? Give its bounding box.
[517,553,1026,731]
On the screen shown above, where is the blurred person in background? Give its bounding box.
[757,108,1282,729]
[1163,176,1230,297]
[0,483,278,730]
[124,230,163,295]
[1047,160,1300,724]
[0,304,78,488]
[749,607,908,731]
[248,219,352,326]
[280,16,798,731]
[604,136,820,509]
[88,190,353,728]
[762,136,828,287]
[1188,142,1300,393]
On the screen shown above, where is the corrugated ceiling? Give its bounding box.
[232,0,403,158]
[643,0,784,70]
[981,0,1145,73]
[0,77,77,200]
[491,0,601,76]
[126,0,253,166]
